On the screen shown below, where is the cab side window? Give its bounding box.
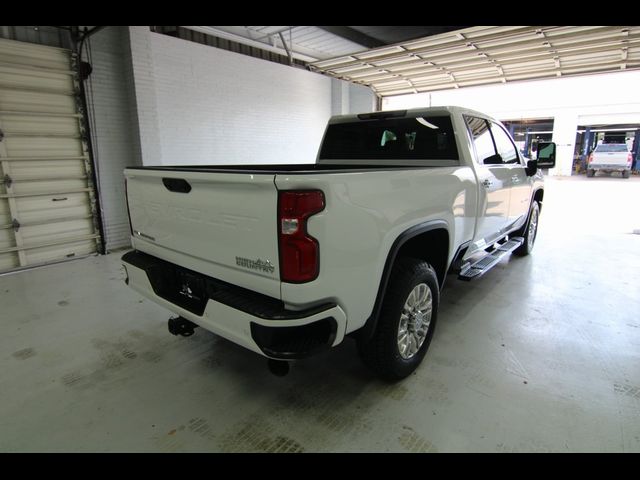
[464,115,496,164]
[489,122,520,164]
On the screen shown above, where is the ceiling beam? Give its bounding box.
[311,26,625,71]
[182,26,319,62]
[317,26,386,48]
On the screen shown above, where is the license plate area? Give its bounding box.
[147,264,208,315]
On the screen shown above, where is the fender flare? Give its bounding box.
[354,219,449,343]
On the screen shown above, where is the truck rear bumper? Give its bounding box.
[589,163,629,171]
[122,250,346,359]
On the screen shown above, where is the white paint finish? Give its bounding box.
[125,169,281,299]
[550,112,579,176]
[276,166,478,330]
[331,79,352,116]
[127,27,375,167]
[311,26,640,97]
[0,35,71,69]
[578,112,640,125]
[0,88,76,113]
[126,261,347,356]
[1,28,375,255]
[383,70,640,176]
[471,69,640,118]
[589,144,632,172]
[123,107,542,342]
[0,63,73,93]
[127,26,163,167]
[83,27,142,251]
[124,163,478,335]
[348,82,376,113]
[133,28,332,166]
[1,176,639,452]
[0,37,99,271]
[330,79,376,116]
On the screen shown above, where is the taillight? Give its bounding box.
[278,190,325,283]
[588,154,593,164]
[124,178,134,235]
[628,153,633,165]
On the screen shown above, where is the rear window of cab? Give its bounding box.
[319,115,458,161]
[595,144,629,152]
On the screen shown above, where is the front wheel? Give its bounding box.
[513,201,540,257]
[357,257,439,381]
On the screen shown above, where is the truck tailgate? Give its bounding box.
[124,169,281,299]
[593,151,628,166]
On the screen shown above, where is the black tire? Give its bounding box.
[622,170,630,179]
[587,169,595,177]
[513,201,540,257]
[357,257,439,381]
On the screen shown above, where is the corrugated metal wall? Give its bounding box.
[0,37,101,272]
[0,26,73,50]
[153,26,307,68]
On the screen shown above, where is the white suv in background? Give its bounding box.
[587,143,633,178]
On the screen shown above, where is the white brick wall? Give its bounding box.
[349,83,377,113]
[2,26,376,252]
[128,26,163,166]
[129,27,375,166]
[85,26,141,251]
[331,78,351,117]
[331,78,377,117]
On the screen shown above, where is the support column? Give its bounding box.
[550,113,578,176]
[633,129,640,172]
[582,127,591,156]
[127,26,162,166]
[331,79,349,116]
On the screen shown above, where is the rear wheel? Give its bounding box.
[587,169,595,177]
[358,257,439,381]
[513,201,540,257]
[622,170,630,179]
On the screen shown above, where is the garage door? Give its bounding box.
[0,38,101,273]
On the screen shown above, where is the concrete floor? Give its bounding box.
[1,175,639,452]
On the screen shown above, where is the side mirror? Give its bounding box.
[525,159,538,177]
[536,142,556,168]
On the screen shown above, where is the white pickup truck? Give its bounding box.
[122,106,556,381]
[586,143,633,178]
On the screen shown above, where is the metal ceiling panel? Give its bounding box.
[207,26,367,61]
[309,26,640,97]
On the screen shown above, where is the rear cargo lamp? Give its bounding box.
[278,190,325,283]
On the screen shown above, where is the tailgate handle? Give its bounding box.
[162,178,192,193]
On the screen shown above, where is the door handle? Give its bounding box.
[162,177,192,193]
[482,179,493,188]
[511,175,520,183]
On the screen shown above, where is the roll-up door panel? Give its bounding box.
[0,37,101,273]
